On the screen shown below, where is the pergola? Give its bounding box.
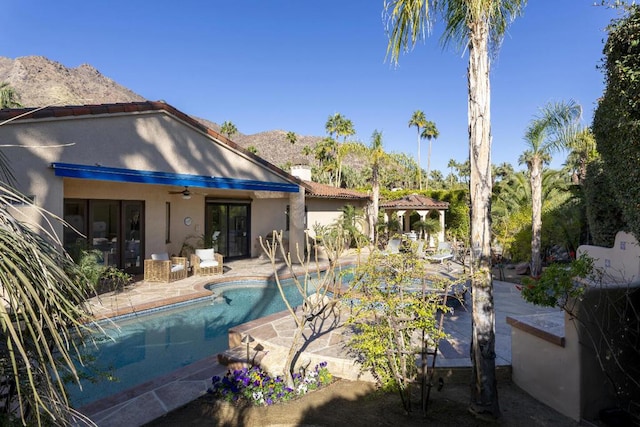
[379,193,449,244]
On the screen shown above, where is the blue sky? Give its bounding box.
[2,1,622,174]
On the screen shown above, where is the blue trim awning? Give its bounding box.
[51,162,300,193]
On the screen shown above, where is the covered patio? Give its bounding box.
[379,193,449,244]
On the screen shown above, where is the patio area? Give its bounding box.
[78,249,560,427]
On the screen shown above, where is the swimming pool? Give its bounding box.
[68,277,319,407]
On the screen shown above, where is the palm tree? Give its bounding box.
[385,0,526,418]
[309,137,338,185]
[447,158,458,188]
[325,113,355,187]
[519,100,582,278]
[457,159,470,184]
[367,130,387,243]
[0,182,95,425]
[0,82,22,109]
[429,169,445,189]
[492,162,514,186]
[285,131,297,145]
[421,120,439,191]
[220,120,238,139]
[564,127,598,184]
[408,110,427,189]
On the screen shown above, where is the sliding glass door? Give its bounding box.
[205,201,250,259]
[63,199,144,274]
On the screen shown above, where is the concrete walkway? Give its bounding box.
[76,251,559,427]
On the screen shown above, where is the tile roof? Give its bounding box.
[0,102,384,201]
[380,193,449,209]
[303,180,371,200]
[0,101,311,191]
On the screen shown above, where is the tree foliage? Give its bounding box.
[220,120,238,139]
[582,160,626,247]
[0,82,22,109]
[592,5,640,242]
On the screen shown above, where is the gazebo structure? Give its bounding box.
[379,193,449,245]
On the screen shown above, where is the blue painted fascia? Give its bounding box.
[51,162,300,193]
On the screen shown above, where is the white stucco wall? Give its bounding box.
[305,198,369,239]
[250,198,288,257]
[577,231,640,282]
[510,312,581,421]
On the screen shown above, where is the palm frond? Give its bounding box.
[0,182,95,425]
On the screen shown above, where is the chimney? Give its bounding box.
[290,165,312,181]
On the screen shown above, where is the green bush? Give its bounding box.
[521,255,595,307]
[344,249,459,413]
[592,5,640,243]
[583,160,626,247]
[77,250,132,295]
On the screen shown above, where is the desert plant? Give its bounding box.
[259,228,345,388]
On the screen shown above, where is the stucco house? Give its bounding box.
[0,101,370,275]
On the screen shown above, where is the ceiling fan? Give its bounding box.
[169,186,193,199]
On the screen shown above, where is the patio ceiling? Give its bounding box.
[51,162,301,193]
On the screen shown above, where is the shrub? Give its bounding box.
[76,250,132,295]
[208,362,333,406]
[592,5,640,243]
[520,254,595,308]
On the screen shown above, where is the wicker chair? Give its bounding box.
[144,253,188,283]
[191,248,223,276]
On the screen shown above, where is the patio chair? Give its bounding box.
[144,252,187,283]
[191,248,224,276]
[383,237,402,255]
[426,242,454,264]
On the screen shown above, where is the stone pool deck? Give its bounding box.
[75,250,560,427]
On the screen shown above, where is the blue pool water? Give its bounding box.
[68,278,319,408]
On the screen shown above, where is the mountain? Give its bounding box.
[0,56,323,169]
[0,56,145,106]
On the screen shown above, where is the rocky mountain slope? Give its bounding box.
[0,56,323,168]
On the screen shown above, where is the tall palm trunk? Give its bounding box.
[467,18,500,418]
[370,175,379,243]
[426,139,432,191]
[416,129,422,190]
[530,159,543,278]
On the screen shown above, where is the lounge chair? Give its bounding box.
[427,242,454,264]
[144,252,187,282]
[191,248,224,276]
[383,237,402,254]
